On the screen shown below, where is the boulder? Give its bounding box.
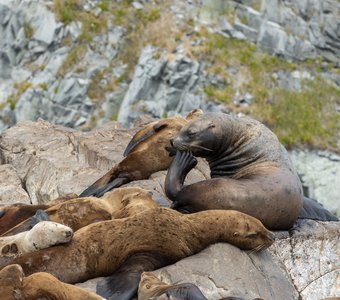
[0,120,339,299]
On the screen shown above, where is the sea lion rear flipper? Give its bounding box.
[96,253,162,300]
[299,197,339,221]
[30,209,50,228]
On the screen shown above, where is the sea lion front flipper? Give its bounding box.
[123,120,169,157]
[89,177,130,198]
[30,209,50,228]
[96,253,163,300]
[299,197,339,221]
[165,151,198,201]
[161,283,208,300]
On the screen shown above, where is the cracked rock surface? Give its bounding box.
[0,120,339,299]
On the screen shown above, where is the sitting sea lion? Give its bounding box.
[0,221,73,258]
[165,112,338,230]
[79,110,203,198]
[1,208,274,300]
[2,187,159,236]
[0,264,103,300]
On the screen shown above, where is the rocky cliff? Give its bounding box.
[1,0,339,215]
[0,120,338,300]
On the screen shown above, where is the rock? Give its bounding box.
[0,119,338,299]
[117,46,225,127]
[269,219,340,300]
[289,150,340,216]
[0,164,30,205]
[152,243,298,299]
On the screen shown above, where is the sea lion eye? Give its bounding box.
[146,284,150,289]
[187,129,197,137]
[233,232,239,237]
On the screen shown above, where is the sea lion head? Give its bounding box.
[171,114,220,157]
[27,221,73,250]
[228,212,275,251]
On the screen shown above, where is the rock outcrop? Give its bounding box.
[0,120,339,299]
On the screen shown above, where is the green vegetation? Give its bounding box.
[24,22,34,39]
[58,44,87,76]
[192,30,339,151]
[267,79,340,149]
[5,81,32,110]
[38,83,49,91]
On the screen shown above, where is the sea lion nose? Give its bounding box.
[65,230,73,238]
[170,138,174,146]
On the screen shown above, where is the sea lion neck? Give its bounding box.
[186,210,243,249]
[205,115,248,177]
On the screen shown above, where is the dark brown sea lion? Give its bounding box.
[0,264,103,300]
[2,187,158,236]
[1,208,274,300]
[79,110,203,198]
[165,112,338,230]
[0,193,78,235]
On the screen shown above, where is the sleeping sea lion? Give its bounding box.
[165,112,338,230]
[0,193,78,235]
[2,187,158,236]
[0,208,274,300]
[0,264,103,300]
[0,221,73,258]
[79,110,203,198]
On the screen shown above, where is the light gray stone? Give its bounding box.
[0,164,30,205]
[289,150,340,216]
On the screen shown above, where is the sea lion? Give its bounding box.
[139,272,263,300]
[0,264,104,300]
[1,208,274,300]
[139,272,208,300]
[79,110,203,198]
[0,193,78,235]
[0,221,73,258]
[165,112,338,230]
[2,187,158,236]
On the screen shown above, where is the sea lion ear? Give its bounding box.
[153,121,168,132]
[186,109,203,121]
[208,122,215,128]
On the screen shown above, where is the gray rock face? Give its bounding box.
[289,150,340,216]
[195,0,340,62]
[0,120,339,299]
[0,164,30,205]
[118,46,226,127]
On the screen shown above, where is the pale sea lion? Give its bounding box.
[0,264,104,300]
[0,193,78,235]
[79,110,203,198]
[0,221,73,258]
[1,208,274,300]
[165,112,338,230]
[2,187,159,236]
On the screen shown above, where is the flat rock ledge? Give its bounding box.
[0,120,339,300]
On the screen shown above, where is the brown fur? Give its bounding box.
[0,193,78,235]
[0,264,103,300]
[166,113,304,230]
[2,187,158,236]
[1,208,274,284]
[79,110,203,197]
